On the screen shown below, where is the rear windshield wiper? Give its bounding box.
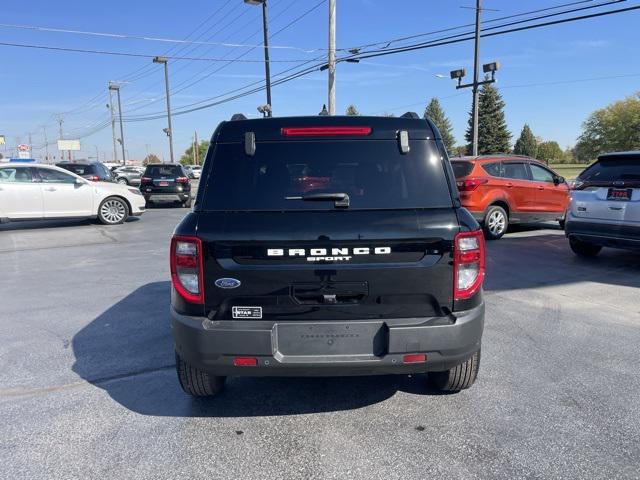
[285,192,350,208]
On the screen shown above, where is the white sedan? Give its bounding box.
[0,163,145,225]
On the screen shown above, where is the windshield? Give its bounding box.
[201,140,452,211]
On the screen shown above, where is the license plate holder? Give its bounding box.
[607,188,632,201]
[273,321,386,357]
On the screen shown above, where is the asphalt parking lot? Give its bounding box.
[1,209,639,479]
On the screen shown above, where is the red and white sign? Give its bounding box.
[18,144,30,152]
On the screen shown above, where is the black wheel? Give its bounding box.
[175,352,226,397]
[482,205,508,240]
[97,196,129,225]
[569,238,602,257]
[116,177,129,185]
[428,350,480,392]
[182,197,192,208]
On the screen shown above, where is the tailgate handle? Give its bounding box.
[292,283,368,305]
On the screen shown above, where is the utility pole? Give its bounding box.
[57,115,64,162]
[108,88,118,163]
[471,0,482,157]
[153,57,175,163]
[42,125,49,163]
[109,82,126,165]
[328,0,336,115]
[194,131,199,165]
[245,0,272,116]
[449,0,500,156]
[28,132,32,159]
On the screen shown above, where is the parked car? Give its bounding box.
[56,161,114,183]
[565,151,640,256]
[451,155,570,240]
[190,165,202,179]
[140,163,192,207]
[0,163,145,225]
[112,166,142,186]
[183,165,194,178]
[170,113,485,397]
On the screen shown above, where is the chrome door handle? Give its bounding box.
[45,187,57,192]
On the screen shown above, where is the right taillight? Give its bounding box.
[456,178,488,192]
[170,236,204,304]
[454,230,485,300]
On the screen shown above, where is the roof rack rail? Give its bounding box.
[400,111,420,119]
[230,113,247,121]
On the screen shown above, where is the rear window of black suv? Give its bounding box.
[145,165,185,177]
[201,140,453,211]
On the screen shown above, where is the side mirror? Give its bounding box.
[75,177,86,186]
[554,176,565,185]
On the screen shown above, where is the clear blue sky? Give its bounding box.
[1,0,639,161]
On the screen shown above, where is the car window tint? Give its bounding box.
[59,164,94,176]
[0,167,34,183]
[37,168,76,184]
[530,164,555,183]
[503,162,529,180]
[146,165,182,177]
[451,162,474,178]
[579,157,640,182]
[482,162,502,177]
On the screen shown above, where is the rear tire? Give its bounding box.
[117,177,129,185]
[428,350,480,392]
[483,205,508,240]
[175,352,226,397]
[569,238,602,257]
[182,197,192,208]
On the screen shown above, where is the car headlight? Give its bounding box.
[128,188,143,196]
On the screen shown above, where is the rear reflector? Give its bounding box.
[403,353,427,364]
[233,357,258,367]
[281,126,372,137]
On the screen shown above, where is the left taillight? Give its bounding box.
[453,230,485,300]
[170,236,204,304]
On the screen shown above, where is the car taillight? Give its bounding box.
[170,236,204,304]
[281,126,372,137]
[456,178,488,192]
[176,176,189,184]
[88,175,100,182]
[141,177,152,185]
[453,230,485,300]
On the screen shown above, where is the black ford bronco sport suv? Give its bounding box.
[171,113,485,396]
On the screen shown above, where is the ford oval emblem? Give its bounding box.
[215,278,241,289]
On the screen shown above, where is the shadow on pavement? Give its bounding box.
[0,217,139,231]
[485,231,640,292]
[72,282,435,418]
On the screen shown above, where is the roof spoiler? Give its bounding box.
[230,113,248,121]
[400,111,420,119]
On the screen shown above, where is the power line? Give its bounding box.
[0,41,318,62]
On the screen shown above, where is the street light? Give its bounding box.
[244,0,272,116]
[153,56,175,164]
[108,82,126,166]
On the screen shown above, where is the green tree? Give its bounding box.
[465,82,511,155]
[513,124,537,157]
[424,97,455,152]
[452,146,467,157]
[180,140,209,165]
[574,92,640,162]
[537,141,564,164]
[142,153,160,166]
[345,105,360,116]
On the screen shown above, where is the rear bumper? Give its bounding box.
[143,191,191,202]
[171,303,484,376]
[566,217,640,250]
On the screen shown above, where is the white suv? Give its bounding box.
[566,152,640,256]
[0,163,146,225]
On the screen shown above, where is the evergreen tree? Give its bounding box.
[345,105,360,116]
[424,97,455,152]
[513,124,538,157]
[465,82,511,154]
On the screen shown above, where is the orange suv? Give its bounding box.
[451,155,569,239]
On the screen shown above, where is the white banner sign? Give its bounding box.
[57,139,81,151]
